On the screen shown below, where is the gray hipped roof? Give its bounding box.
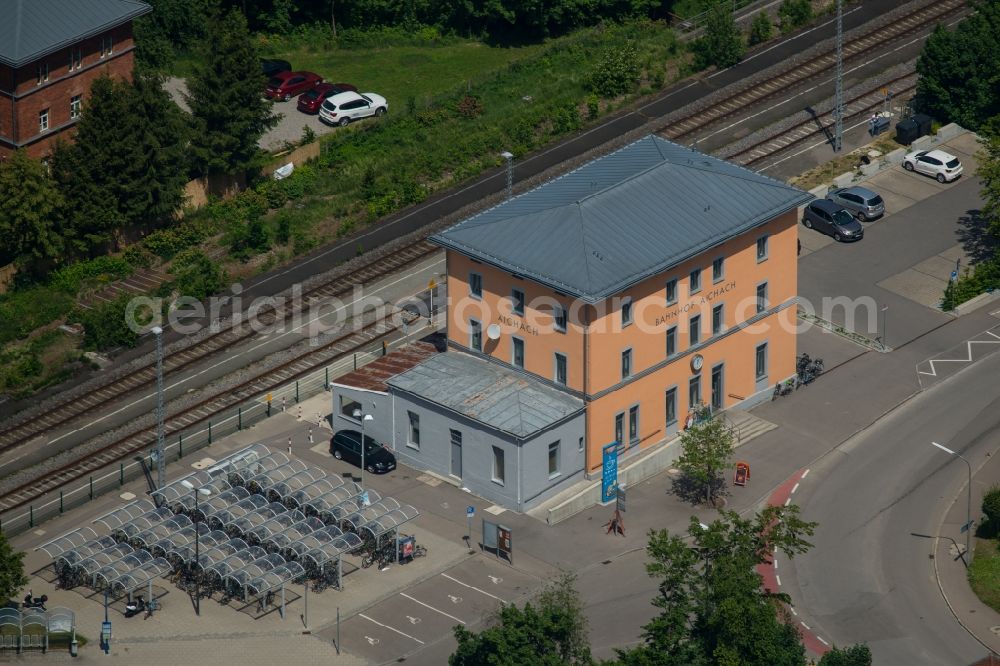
[388,353,583,439]
[0,0,152,67]
[432,135,812,302]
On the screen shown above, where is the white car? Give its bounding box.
[902,149,963,183]
[319,91,388,126]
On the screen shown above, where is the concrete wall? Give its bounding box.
[329,384,394,447]
[390,389,586,511]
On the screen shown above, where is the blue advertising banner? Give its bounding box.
[601,443,619,503]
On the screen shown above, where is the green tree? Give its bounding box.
[915,2,1000,130]
[818,643,873,666]
[72,294,140,351]
[0,150,64,274]
[52,73,189,255]
[134,0,214,70]
[0,531,29,603]
[778,0,812,33]
[748,11,773,46]
[588,43,641,96]
[615,507,817,666]
[675,414,736,506]
[187,8,279,177]
[450,572,594,666]
[169,249,227,300]
[983,484,1000,536]
[693,2,745,71]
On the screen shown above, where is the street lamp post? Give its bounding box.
[180,480,212,615]
[152,326,165,488]
[931,441,973,561]
[500,151,514,200]
[879,304,889,350]
[353,410,374,488]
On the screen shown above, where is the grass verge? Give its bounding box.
[968,537,1000,614]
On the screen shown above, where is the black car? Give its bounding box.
[261,59,292,79]
[802,199,864,242]
[330,429,396,474]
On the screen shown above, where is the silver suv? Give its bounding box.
[826,186,884,221]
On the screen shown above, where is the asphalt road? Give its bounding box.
[778,351,999,664]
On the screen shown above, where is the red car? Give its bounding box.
[297,82,358,114]
[265,71,322,101]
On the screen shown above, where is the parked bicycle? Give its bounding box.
[772,377,796,400]
[796,353,824,386]
[362,542,396,569]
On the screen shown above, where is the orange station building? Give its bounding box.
[432,135,811,477]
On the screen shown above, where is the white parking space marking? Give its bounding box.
[359,613,425,644]
[400,592,465,625]
[441,572,508,604]
[801,469,810,479]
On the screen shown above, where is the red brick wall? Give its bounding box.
[0,22,137,161]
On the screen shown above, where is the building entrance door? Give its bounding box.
[450,429,463,478]
[711,364,724,411]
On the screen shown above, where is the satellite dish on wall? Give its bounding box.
[486,324,502,340]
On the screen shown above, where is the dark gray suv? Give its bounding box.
[802,200,864,242]
[826,186,885,221]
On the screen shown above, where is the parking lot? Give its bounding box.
[797,131,986,349]
[321,555,541,663]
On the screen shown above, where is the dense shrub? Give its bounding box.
[984,484,1000,537]
[588,44,641,96]
[778,0,813,33]
[169,249,227,300]
[72,294,140,351]
[748,12,774,45]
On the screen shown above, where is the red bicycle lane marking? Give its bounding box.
[756,467,831,656]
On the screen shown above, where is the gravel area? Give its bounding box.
[163,76,343,151]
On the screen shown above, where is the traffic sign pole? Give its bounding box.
[466,505,476,553]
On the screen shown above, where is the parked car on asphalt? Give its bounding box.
[802,200,864,242]
[296,82,358,114]
[826,186,885,221]
[261,59,291,79]
[330,429,397,474]
[265,71,322,101]
[318,91,388,126]
[903,149,963,183]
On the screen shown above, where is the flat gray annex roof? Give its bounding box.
[0,0,152,68]
[388,352,583,439]
[431,135,812,303]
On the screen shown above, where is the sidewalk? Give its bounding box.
[935,441,1000,655]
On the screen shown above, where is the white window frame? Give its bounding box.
[407,411,420,450]
[36,62,49,85]
[39,109,49,132]
[491,446,505,486]
[511,336,525,369]
[70,95,82,120]
[101,35,113,58]
[548,441,560,479]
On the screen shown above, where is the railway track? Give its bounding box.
[661,0,965,144]
[0,240,438,453]
[0,309,419,513]
[729,72,919,168]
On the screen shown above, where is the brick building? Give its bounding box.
[0,0,151,161]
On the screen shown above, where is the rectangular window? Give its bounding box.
[512,337,524,369]
[492,446,505,485]
[621,298,633,327]
[72,48,82,70]
[101,36,113,57]
[756,282,768,314]
[339,396,361,421]
[689,314,701,346]
[36,62,49,84]
[665,388,677,426]
[689,268,702,294]
[554,352,567,385]
[711,364,724,410]
[511,288,525,315]
[548,441,560,478]
[470,319,482,352]
[689,375,702,409]
[614,413,624,445]
[407,411,420,450]
[755,343,768,380]
[628,405,639,445]
[469,272,483,298]
[621,348,632,380]
[712,256,725,283]
[553,304,567,333]
[39,109,49,132]
[712,304,724,335]
[578,436,584,452]
[666,326,677,357]
[70,95,82,119]
[756,235,769,262]
[665,278,678,305]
